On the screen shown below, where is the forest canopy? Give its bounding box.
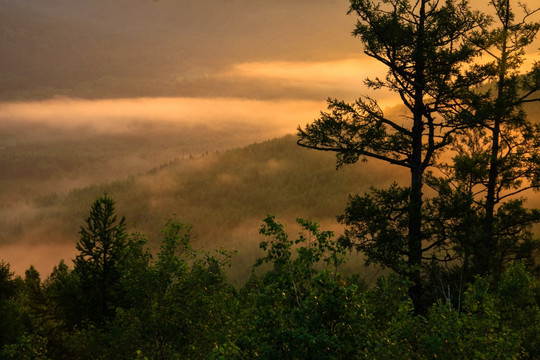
[0,195,539,359]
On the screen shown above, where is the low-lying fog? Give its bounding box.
[0,96,326,139]
[0,96,331,275]
[3,95,540,279]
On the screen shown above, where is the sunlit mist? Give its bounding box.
[0,97,327,136]
[225,56,398,107]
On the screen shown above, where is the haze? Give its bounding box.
[1,0,539,275]
[2,0,539,102]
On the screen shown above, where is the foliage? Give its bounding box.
[227,215,364,359]
[419,262,540,359]
[2,0,540,356]
[2,195,540,359]
[1,334,50,360]
[0,262,27,351]
[106,219,238,360]
[338,184,410,272]
[431,0,540,277]
[298,0,488,311]
[73,194,128,325]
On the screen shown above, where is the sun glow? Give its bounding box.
[224,56,401,108]
[0,97,327,136]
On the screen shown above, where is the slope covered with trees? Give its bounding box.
[0,195,539,359]
[2,135,403,280]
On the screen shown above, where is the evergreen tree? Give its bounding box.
[73,194,127,324]
[0,261,25,350]
[298,0,486,310]
[435,0,540,277]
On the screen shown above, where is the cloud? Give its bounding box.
[0,98,338,152]
[223,56,400,107]
[0,97,328,136]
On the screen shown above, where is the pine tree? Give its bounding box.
[440,0,540,276]
[73,194,127,324]
[298,0,486,310]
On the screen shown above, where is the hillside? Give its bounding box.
[2,99,540,277]
[0,134,405,279]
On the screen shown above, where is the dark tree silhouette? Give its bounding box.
[74,194,127,324]
[298,0,486,310]
[438,0,540,276]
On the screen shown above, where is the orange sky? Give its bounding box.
[1,0,537,102]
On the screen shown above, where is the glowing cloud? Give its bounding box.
[224,56,400,107]
[0,97,328,135]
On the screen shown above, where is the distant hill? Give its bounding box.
[49,135,405,239]
[2,99,540,278]
[0,134,405,279]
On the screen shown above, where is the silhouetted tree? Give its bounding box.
[434,0,540,277]
[0,261,25,349]
[298,0,486,310]
[73,194,127,324]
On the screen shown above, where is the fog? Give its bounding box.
[1,0,539,278]
[0,96,337,207]
[0,96,326,275]
[0,97,328,136]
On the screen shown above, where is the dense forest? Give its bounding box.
[0,194,538,359]
[2,0,540,358]
[0,134,402,280]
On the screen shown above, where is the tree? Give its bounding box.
[0,261,26,350]
[298,0,485,310]
[104,219,237,360]
[436,0,540,276]
[418,262,540,358]
[232,216,363,359]
[73,194,127,324]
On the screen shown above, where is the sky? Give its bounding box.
[0,0,357,100]
[1,0,538,104]
[0,0,391,138]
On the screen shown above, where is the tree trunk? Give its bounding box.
[479,0,510,276]
[408,0,427,313]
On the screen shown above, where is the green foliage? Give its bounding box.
[41,260,79,329]
[2,0,540,357]
[354,274,419,359]
[420,262,540,359]
[338,184,410,272]
[89,218,238,360]
[2,197,540,359]
[1,334,50,360]
[0,262,16,300]
[0,262,28,353]
[73,194,128,325]
[233,215,364,359]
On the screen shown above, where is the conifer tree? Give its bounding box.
[298,0,486,309]
[438,0,540,276]
[73,194,127,324]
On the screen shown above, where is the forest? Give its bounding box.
[0,194,538,359]
[1,0,540,358]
